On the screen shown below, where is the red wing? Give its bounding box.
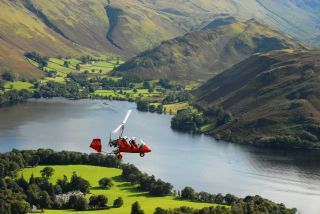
[90,138,102,153]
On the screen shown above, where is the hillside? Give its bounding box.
[0,0,184,78]
[1,0,319,79]
[113,19,306,82]
[139,0,320,47]
[194,50,320,148]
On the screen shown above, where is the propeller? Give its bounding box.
[113,110,132,134]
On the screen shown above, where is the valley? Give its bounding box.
[113,19,306,82]
[1,0,320,213]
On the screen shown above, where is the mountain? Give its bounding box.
[113,19,306,82]
[0,0,185,78]
[139,0,320,47]
[1,0,319,79]
[194,50,320,148]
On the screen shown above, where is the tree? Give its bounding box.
[143,81,150,89]
[0,79,4,90]
[39,191,52,208]
[76,64,81,71]
[113,197,123,208]
[89,195,107,208]
[158,79,172,89]
[181,186,195,200]
[40,167,54,178]
[11,200,30,214]
[98,177,113,189]
[16,176,28,191]
[74,196,88,211]
[29,155,40,167]
[2,71,15,81]
[131,201,144,214]
[171,109,197,132]
[70,172,90,194]
[63,61,69,68]
[57,175,69,193]
[137,100,149,112]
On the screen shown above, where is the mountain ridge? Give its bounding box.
[113,19,307,82]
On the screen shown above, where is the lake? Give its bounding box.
[0,98,319,213]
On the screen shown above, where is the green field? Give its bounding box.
[163,102,193,114]
[185,82,200,91]
[4,81,34,91]
[93,89,161,99]
[28,57,124,80]
[21,165,222,213]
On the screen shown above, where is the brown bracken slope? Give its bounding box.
[194,50,320,148]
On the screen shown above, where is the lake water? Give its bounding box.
[0,98,319,213]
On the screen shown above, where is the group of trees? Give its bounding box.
[176,186,297,214]
[0,149,121,179]
[0,89,33,107]
[1,71,15,81]
[196,105,233,127]
[154,206,228,214]
[162,92,191,105]
[122,164,173,196]
[0,149,123,213]
[170,104,234,133]
[24,52,49,69]
[171,109,207,132]
[99,75,142,90]
[158,79,173,89]
[0,166,91,213]
[0,72,33,107]
[0,79,4,90]
[136,100,163,114]
[34,80,88,99]
[63,191,122,211]
[67,73,94,92]
[57,172,91,194]
[80,55,94,64]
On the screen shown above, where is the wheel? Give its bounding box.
[139,153,145,157]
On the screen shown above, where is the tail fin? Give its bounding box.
[90,138,102,153]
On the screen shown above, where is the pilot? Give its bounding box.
[130,137,138,148]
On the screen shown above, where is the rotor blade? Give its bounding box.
[122,110,132,124]
[113,124,123,133]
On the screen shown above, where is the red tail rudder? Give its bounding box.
[90,138,102,153]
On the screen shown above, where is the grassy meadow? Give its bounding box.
[93,89,162,99]
[4,81,34,92]
[21,165,223,213]
[163,102,195,114]
[28,57,124,80]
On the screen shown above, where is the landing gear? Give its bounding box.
[140,153,145,157]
